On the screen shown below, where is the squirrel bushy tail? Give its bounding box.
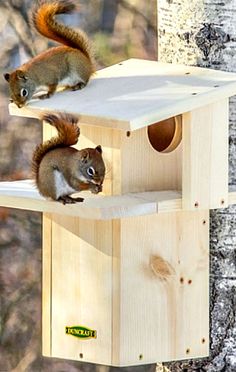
[31,0,92,59]
[32,113,80,180]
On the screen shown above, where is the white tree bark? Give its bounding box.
[158,1,236,371]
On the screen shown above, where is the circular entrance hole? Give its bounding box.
[147,115,182,153]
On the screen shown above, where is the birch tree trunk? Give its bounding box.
[158,1,236,371]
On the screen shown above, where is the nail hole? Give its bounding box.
[194,202,199,208]
[139,354,143,360]
[126,131,131,137]
[202,338,206,344]
[188,279,192,285]
[180,277,184,284]
[186,348,190,354]
[119,63,123,65]
[203,220,206,225]
[214,85,219,88]
[185,72,191,75]
[192,92,197,95]
[221,199,225,205]
[79,353,83,359]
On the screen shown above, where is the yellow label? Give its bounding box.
[65,326,97,339]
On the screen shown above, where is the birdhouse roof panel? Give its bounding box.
[9,59,236,131]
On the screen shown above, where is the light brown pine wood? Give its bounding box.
[78,120,182,194]
[1,180,236,217]
[182,100,228,210]
[112,211,209,365]
[8,59,236,131]
[42,121,53,357]
[42,213,52,357]
[49,215,113,364]
[42,210,209,365]
[0,181,183,218]
[120,125,182,194]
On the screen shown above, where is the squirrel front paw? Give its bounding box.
[90,183,103,194]
[58,195,84,204]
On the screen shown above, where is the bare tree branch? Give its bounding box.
[1,2,36,57]
[118,0,157,33]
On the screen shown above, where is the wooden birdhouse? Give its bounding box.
[1,59,236,366]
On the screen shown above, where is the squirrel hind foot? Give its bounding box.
[71,82,86,91]
[58,195,84,204]
[37,84,57,100]
[38,93,52,100]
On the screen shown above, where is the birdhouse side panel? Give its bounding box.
[182,100,228,210]
[112,211,209,365]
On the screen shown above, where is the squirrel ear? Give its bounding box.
[81,149,89,161]
[4,73,10,82]
[95,145,102,154]
[16,70,28,80]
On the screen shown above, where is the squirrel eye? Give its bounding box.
[20,88,28,97]
[87,166,95,177]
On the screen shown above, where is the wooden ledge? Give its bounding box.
[8,58,236,131]
[0,180,182,219]
[0,180,235,219]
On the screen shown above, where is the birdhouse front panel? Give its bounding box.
[42,210,209,366]
[43,214,114,365]
[78,122,182,195]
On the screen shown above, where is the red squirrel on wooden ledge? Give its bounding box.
[32,113,105,204]
[4,0,95,107]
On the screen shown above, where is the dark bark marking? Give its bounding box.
[195,23,230,60]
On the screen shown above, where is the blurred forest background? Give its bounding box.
[0,0,157,371]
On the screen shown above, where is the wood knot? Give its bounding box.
[150,255,175,281]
